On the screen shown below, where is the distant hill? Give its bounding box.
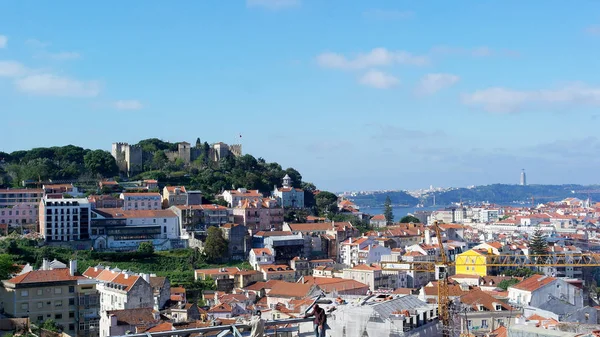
[348,184,600,208]
[427,184,600,206]
[346,191,419,208]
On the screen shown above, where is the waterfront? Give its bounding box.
[361,205,440,219]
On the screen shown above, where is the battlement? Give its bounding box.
[229,144,243,157]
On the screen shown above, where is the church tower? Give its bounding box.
[282,174,292,188]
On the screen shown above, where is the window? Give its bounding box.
[54,288,62,294]
[69,324,75,331]
[37,289,43,296]
[69,312,75,318]
[37,302,43,309]
[21,303,28,310]
[69,298,75,305]
[55,314,62,319]
[55,300,63,307]
[69,286,75,293]
[21,290,29,297]
[467,320,472,327]
[37,316,43,322]
[482,319,488,328]
[163,219,167,223]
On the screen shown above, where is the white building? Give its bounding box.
[248,247,275,270]
[339,237,390,267]
[220,188,263,207]
[91,209,181,251]
[119,192,162,210]
[508,275,583,308]
[83,266,154,314]
[39,197,91,242]
[342,264,406,291]
[272,174,305,208]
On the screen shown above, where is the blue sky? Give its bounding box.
[2,0,600,192]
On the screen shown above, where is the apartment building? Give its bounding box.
[39,197,91,242]
[119,192,161,210]
[272,174,305,208]
[90,208,181,251]
[0,261,81,335]
[82,266,154,313]
[162,186,188,208]
[233,198,284,232]
[43,184,83,198]
[342,264,407,291]
[0,188,43,226]
[220,188,263,207]
[170,204,233,232]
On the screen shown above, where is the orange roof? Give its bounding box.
[489,325,507,337]
[371,214,386,221]
[165,186,187,193]
[287,223,332,232]
[352,264,382,271]
[251,248,273,256]
[208,303,232,313]
[226,189,263,197]
[7,269,78,284]
[460,289,512,311]
[511,275,556,292]
[268,282,314,298]
[144,322,174,333]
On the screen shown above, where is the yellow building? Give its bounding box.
[455,249,494,277]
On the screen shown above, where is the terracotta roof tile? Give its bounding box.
[267,282,314,298]
[6,268,78,284]
[510,275,556,292]
[95,208,177,218]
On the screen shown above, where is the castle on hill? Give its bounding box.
[111,140,242,176]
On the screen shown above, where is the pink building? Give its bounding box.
[0,188,43,226]
[233,198,284,232]
[119,192,162,210]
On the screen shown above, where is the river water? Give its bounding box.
[359,205,440,219]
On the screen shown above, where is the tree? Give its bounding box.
[84,150,119,177]
[41,319,60,332]
[195,138,202,148]
[0,254,20,280]
[137,242,154,255]
[203,227,228,263]
[315,191,338,218]
[530,228,548,264]
[497,278,520,290]
[399,215,421,223]
[152,151,168,170]
[384,195,394,225]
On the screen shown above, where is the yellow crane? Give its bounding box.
[380,221,600,337]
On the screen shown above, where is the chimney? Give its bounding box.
[142,273,150,283]
[424,229,431,245]
[124,273,129,279]
[69,260,77,276]
[42,259,49,271]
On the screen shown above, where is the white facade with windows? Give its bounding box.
[119,193,161,210]
[39,197,91,242]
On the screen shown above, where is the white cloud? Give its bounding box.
[0,35,7,48]
[246,0,299,10]
[44,51,81,60]
[363,9,414,20]
[0,61,28,77]
[416,73,460,96]
[317,48,428,70]
[358,70,399,89]
[114,100,143,110]
[586,25,600,36]
[25,39,50,48]
[462,83,600,113]
[15,74,100,97]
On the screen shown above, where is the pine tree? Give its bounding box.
[530,228,548,264]
[384,195,394,225]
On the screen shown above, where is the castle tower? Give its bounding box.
[520,169,527,186]
[282,174,292,188]
[178,142,191,164]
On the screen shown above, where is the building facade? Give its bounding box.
[162,186,188,208]
[119,192,162,211]
[220,188,264,207]
[233,198,284,232]
[40,197,91,242]
[272,174,305,208]
[0,188,43,226]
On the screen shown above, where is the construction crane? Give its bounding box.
[380,221,600,337]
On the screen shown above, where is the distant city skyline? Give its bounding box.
[2,1,600,191]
